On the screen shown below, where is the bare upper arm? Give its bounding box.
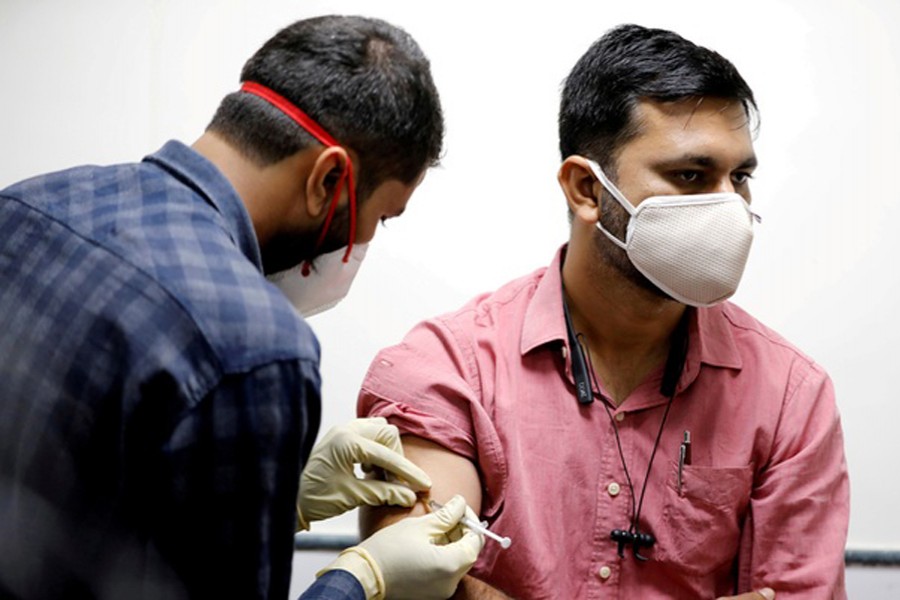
[359,434,482,537]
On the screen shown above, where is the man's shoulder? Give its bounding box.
[1,156,199,255]
[2,160,319,376]
[2,159,144,206]
[718,301,824,374]
[432,265,549,329]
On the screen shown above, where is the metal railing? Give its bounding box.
[294,533,900,567]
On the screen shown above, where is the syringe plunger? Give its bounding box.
[428,500,512,549]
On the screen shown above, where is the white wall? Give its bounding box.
[3,0,898,582]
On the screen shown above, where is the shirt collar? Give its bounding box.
[143,140,263,270]
[691,303,743,370]
[520,245,568,355]
[520,244,744,373]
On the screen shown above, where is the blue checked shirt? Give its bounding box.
[0,141,362,600]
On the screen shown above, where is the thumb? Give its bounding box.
[757,589,775,600]
[433,526,485,566]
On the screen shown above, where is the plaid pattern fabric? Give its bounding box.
[0,141,323,600]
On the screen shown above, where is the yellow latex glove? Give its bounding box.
[318,495,485,600]
[296,417,431,530]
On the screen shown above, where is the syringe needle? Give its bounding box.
[429,500,512,549]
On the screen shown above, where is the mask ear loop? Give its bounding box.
[584,158,635,250]
[584,158,636,217]
[240,81,357,275]
[312,159,357,269]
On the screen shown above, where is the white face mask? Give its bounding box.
[267,243,369,317]
[586,159,760,307]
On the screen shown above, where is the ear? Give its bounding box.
[305,146,351,218]
[557,155,602,224]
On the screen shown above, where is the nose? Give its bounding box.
[711,177,735,195]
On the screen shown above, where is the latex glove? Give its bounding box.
[318,495,485,600]
[297,417,431,530]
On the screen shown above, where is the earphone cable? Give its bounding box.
[578,332,676,537]
[632,392,675,533]
[577,332,638,523]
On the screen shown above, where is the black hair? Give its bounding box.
[207,15,443,199]
[559,24,757,170]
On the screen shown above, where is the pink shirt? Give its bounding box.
[358,247,849,599]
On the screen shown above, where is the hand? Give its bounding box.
[319,495,485,600]
[296,417,431,530]
[717,588,775,600]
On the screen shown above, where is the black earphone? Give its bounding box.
[610,529,657,561]
[563,294,593,405]
[564,291,688,405]
[562,284,690,561]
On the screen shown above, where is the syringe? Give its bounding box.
[428,500,512,549]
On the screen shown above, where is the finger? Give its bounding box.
[459,528,486,556]
[351,436,432,490]
[431,494,468,528]
[341,419,431,489]
[346,478,418,509]
[342,419,406,463]
[346,417,388,433]
[435,527,484,566]
[347,417,401,452]
[367,419,405,454]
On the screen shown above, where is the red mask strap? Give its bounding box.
[240,81,357,272]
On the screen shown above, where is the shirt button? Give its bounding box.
[615,412,625,422]
[607,482,621,496]
[598,565,612,580]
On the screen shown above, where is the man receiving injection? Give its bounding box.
[356,23,848,600]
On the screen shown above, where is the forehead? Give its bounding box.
[617,98,755,165]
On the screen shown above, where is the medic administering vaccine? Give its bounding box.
[0,15,482,600]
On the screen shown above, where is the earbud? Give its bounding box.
[610,529,633,542]
[610,528,656,561]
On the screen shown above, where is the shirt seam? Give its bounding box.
[721,308,819,367]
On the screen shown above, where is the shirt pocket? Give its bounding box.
[652,462,753,576]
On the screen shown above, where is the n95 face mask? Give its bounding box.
[267,243,369,317]
[586,159,760,307]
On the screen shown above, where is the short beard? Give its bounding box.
[594,188,671,301]
[261,203,352,275]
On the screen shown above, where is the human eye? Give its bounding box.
[732,171,754,185]
[672,170,703,184]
